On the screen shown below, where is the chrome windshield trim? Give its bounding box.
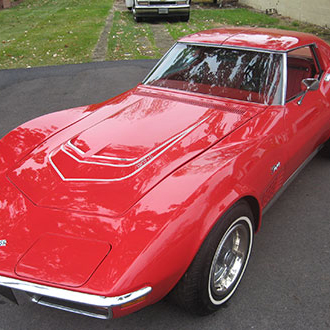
[178,42,287,54]
[0,275,152,308]
[143,43,177,84]
[143,42,284,106]
[282,53,287,106]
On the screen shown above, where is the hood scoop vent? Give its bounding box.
[49,116,210,183]
[7,85,263,216]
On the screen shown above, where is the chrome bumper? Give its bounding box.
[0,275,152,319]
[134,4,190,17]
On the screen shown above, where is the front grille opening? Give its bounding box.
[30,295,111,319]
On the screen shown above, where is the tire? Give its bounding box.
[170,201,254,315]
[132,4,142,22]
[134,15,142,22]
[181,13,190,22]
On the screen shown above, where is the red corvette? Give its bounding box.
[0,27,330,319]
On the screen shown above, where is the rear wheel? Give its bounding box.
[171,201,254,315]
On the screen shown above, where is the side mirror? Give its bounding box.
[301,78,319,91]
[298,78,319,105]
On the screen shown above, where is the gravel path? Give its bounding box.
[93,0,175,60]
[149,22,174,56]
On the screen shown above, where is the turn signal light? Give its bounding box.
[120,295,147,309]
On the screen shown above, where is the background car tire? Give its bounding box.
[181,13,190,22]
[170,201,254,315]
[132,3,142,22]
[134,14,142,22]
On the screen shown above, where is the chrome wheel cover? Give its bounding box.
[208,216,253,305]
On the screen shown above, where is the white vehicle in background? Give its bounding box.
[125,0,191,22]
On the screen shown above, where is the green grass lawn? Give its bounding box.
[0,0,113,69]
[106,8,281,61]
[166,8,280,40]
[107,7,330,61]
[1,1,329,69]
[107,11,162,60]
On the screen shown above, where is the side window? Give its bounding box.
[286,46,320,102]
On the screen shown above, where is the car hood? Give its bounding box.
[7,85,266,216]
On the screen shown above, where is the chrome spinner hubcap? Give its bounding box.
[210,221,250,297]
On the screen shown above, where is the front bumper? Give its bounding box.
[133,4,190,18]
[0,275,152,319]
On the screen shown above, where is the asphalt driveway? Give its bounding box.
[0,61,329,330]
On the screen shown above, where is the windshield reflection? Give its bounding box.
[144,43,283,105]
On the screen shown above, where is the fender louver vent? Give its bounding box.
[136,90,246,115]
[262,170,285,207]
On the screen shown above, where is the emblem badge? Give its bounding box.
[0,239,7,247]
[271,162,281,174]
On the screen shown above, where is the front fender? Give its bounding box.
[85,134,262,317]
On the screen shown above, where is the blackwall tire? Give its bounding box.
[181,13,190,22]
[132,4,142,22]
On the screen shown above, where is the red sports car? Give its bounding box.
[0,27,330,319]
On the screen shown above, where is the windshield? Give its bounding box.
[144,43,283,105]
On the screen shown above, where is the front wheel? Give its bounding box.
[132,4,142,22]
[170,201,254,315]
[180,13,190,22]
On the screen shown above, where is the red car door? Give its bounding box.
[283,45,330,180]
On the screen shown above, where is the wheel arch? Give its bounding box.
[240,195,261,232]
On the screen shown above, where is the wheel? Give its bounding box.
[132,4,142,22]
[170,201,254,315]
[181,13,190,22]
[134,15,142,22]
[127,6,132,10]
